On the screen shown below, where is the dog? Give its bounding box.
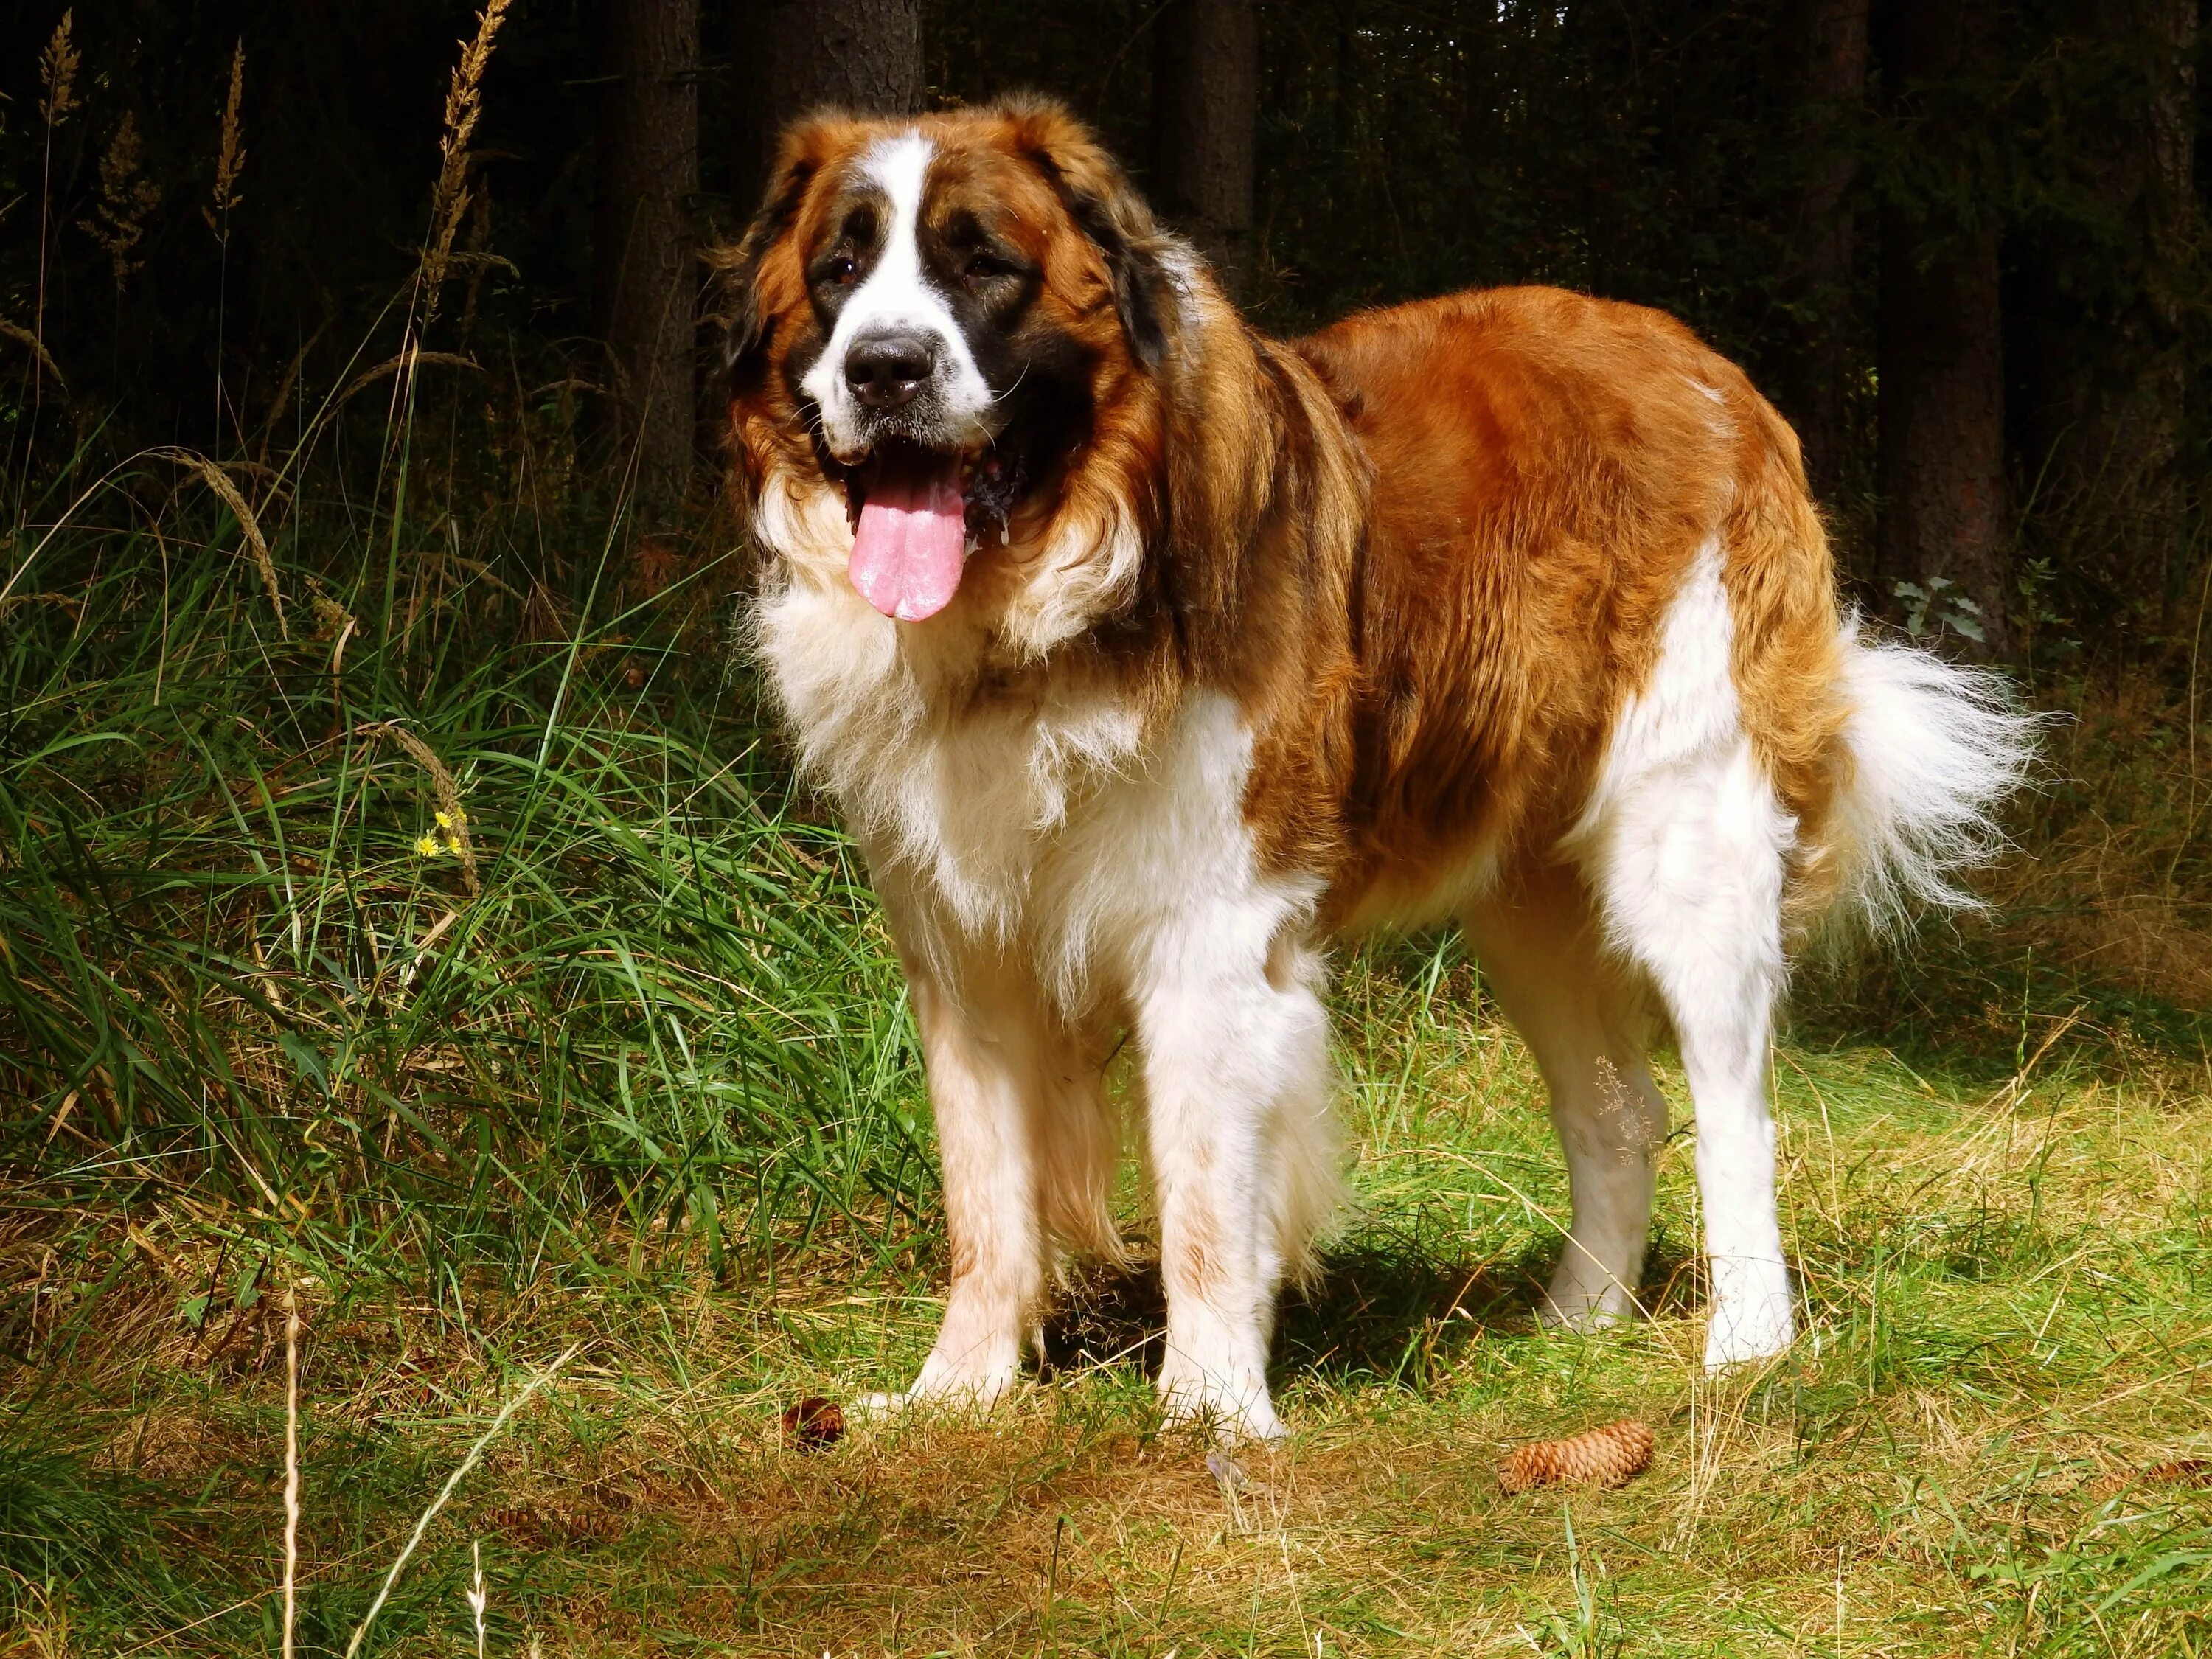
[718,95,2033,1441]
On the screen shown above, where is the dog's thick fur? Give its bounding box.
[720,97,2033,1439]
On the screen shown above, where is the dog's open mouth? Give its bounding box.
[841,440,1025,623]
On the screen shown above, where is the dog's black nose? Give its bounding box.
[844,331,935,411]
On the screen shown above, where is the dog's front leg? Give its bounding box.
[888,958,1049,1412]
[1135,914,1340,1444]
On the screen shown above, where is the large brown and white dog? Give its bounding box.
[720,97,2031,1440]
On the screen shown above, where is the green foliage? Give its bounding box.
[0,469,933,1296]
[0,1427,222,1646]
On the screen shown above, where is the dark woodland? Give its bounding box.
[3,0,2202,658]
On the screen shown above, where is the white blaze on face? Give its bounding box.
[800,133,994,459]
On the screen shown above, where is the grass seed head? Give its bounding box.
[207,41,246,233]
[39,10,80,126]
[0,319,66,389]
[422,0,511,318]
[156,449,283,634]
[81,111,161,293]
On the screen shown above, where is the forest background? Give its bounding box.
[7,0,2205,655]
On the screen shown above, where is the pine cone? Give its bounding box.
[1498,1419,1655,1495]
[782,1395,846,1451]
[481,1503,625,1545]
[481,1504,546,1545]
[2084,1458,2212,1501]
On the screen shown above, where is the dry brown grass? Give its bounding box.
[420,0,512,320]
[1992,672,2212,1008]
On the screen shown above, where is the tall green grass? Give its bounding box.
[0,455,932,1303]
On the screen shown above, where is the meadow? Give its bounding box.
[4,393,2212,1657]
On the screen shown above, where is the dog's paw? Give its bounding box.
[858,1365,1020,1424]
[1537,1293,1636,1333]
[1159,1374,1287,1446]
[1701,1295,1795,1373]
[1540,1255,1644,1332]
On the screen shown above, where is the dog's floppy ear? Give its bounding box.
[1005,97,1179,372]
[711,219,776,389]
[712,121,833,386]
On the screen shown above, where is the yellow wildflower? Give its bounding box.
[415,835,442,857]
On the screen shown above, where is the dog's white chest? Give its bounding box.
[757,579,1306,996]
[754,577,1149,935]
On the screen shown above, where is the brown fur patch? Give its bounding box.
[1284,288,1847,926]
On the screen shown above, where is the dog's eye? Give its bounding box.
[963,252,1014,285]
[830,255,858,288]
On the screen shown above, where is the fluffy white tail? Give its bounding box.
[1826,619,2042,938]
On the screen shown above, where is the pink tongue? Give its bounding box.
[849,460,967,622]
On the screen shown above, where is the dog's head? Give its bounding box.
[720,97,1188,627]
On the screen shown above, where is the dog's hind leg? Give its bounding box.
[1463,866,1667,1329]
[1590,759,1794,1371]
[1569,540,1797,1371]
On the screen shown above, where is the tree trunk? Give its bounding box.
[1874,0,2014,657]
[745,0,922,181]
[2139,0,2197,632]
[1151,0,1259,303]
[2016,0,2197,636]
[599,0,700,532]
[1770,0,1871,516]
[1877,222,2010,652]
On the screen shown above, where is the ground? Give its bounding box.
[10,942,2212,1659]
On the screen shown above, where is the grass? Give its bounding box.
[6,917,2212,1655]
[1,462,931,1290]
[5,365,2212,1659]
